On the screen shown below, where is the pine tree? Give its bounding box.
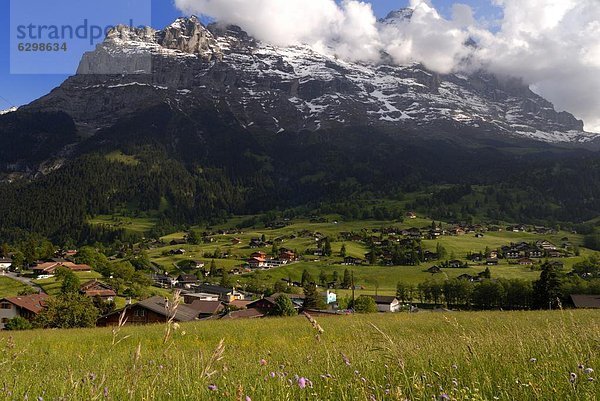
[272,295,297,316]
[220,270,232,288]
[303,284,323,309]
[301,269,313,285]
[342,269,352,289]
[323,238,332,257]
[340,243,347,258]
[210,259,218,276]
[319,270,327,286]
[533,262,563,309]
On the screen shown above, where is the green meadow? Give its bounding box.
[0,310,597,400]
[0,276,30,298]
[140,215,591,293]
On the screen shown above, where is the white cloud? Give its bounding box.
[174,0,600,132]
[474,0,600,131]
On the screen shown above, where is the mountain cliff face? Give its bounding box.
[23,15,595,144]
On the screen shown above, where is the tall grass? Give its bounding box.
[0,310,598,400]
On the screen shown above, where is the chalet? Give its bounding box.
[448,260,464,268]
[526,249,544,258]
[0,258,12,271]
[249,238,265,248]
[79,280,116,301]
[194,284,243,302]
[457,274,477,282]
[183,292,220,303]
[488,250,499,259]
[449,227,466,236]
[343,257,362,266]
[536,240,558,251]
[427,265,442,274]
[0,294,48,329]
[364,295,401,313]
[191,261,205,269]
[502,247,520,259]
[247,257,267,269]
[427,229,443,239]
[422,251,438,262]
[278,250,296,262]
[187,300,225,319]
[406,212,417,219]
[97,296,200,326]
[475,233,484,238]
[169,239,187,246]
[32,261,91,275]
[251,251,267,259]
[570,294,600,309]
[546,250,563,258]
[176,274,199,288]
[169,249,186,255]
[229,299,253,309]
[152,274,176,288]
[231,237,242,245]
[221,308,265,319]
[486,259,499,266]
[247,297,277,312]
[518,258,534,266]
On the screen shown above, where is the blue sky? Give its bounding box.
[0,0,500,110]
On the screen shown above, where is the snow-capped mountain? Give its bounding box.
[22,14,598,145]
[0,107,17,115]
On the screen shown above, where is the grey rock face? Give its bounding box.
[25,14,598,144]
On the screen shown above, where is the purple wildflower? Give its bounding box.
[103,387,109,398]
[208,384,217,391]
[269,372,276,378]
[298,377,307,389]
[259,359,267,366]
[245,396,252,401]
[438,394,450,401]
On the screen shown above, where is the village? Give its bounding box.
[1,212,598,330]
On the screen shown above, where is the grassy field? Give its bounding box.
[0,276,30,298]
[0,310,597,400]
[143,215,592,293]
[33,271,103,296]
[88,215,158,235]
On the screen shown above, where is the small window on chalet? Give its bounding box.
[134,309,145,317]
[0,302,11,310]
[1,318,9,323]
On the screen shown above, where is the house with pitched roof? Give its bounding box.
[0,293,48,329]
[97,296,201,326]
[79,280,116,301]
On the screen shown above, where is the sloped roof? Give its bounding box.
[571,294,600,309]
[137,296,199,321]
[3,293,49,314]
[187,300,224,315]
[221,308,265,319]
[365,295,398,304]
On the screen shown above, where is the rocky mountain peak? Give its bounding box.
[380,8,414,24]
[157,16,223,60]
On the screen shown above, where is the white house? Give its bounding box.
[0,294,48,329]
[0,258,12,272]
[368,295,401,313]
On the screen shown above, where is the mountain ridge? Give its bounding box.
[19,14,596,147]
